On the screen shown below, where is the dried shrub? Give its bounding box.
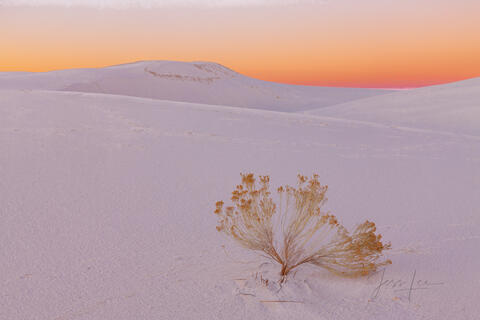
[215,174,391,281]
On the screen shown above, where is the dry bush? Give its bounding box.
[215,173,391,281]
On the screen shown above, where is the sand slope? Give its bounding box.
[306,77,480,136]
[1,89,479,319]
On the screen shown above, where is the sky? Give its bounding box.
[1,0,479,88]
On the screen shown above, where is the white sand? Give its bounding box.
[306,77,480,137]
[0,61,390,112]
[1,64,479,319]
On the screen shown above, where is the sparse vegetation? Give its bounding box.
[215,174,391,282]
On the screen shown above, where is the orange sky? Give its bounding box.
[1,0,479,88]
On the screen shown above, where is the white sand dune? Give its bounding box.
[306,77,480,136]
[1,84,479,319]
[0,61,391,112]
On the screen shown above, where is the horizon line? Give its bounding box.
[1,59,477,90]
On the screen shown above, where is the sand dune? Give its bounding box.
[1,87,479,319]
[0,60,391,112]
[306,77,480,136]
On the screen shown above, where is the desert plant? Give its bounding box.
[214,173,391,281]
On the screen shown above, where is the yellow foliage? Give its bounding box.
[215,174,391,280]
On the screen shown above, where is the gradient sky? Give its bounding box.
[1,0,479,88]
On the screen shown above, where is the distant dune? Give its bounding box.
[0,60,391,112]
[306,77,480,136]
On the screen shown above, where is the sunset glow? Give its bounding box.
[1,0,479,88]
